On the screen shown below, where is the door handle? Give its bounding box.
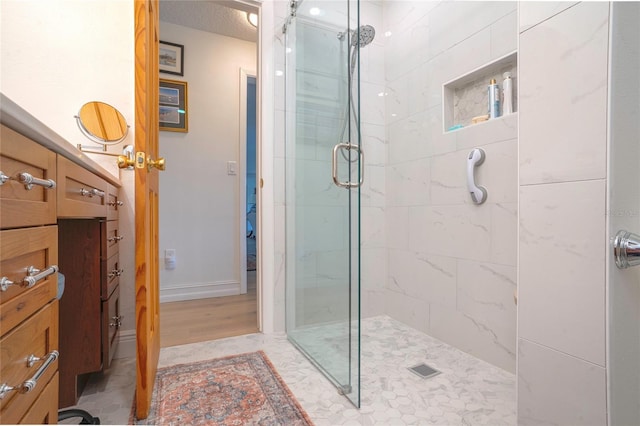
[332,142,364,189]
[613,230,640,269]
[467,148,487,204]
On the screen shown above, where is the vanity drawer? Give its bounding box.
[0,226,58,334]
[18,373,58,424]
[102,220,121,260]
[57,156,108,218]
[0,125,57,229]
[101,284,121,370]
[101,254,121,301]
[106,184,122,221]
[0,301,59,423]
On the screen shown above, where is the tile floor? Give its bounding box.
[63,316,516,425]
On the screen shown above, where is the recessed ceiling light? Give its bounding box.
[247,12,258,28]
[309,7,321,16]
[275,70,284,77]
[384,31,392,37]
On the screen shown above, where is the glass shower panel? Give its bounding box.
[284,0,361,407]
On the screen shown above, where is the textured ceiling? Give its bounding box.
[159,0,258,43]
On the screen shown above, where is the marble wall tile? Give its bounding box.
[518,338,607,425]
[519,2,609,185]
[426,1,516,63]
[408,205,493,262]
[490,203,517,266]
[361,248,387,290]
[386,207,409,250]
[361,123,387,167]
[455,113,517,151]
[387,250,457,308]
[519,179,606,366]
[457,260,516,345]
[430,139,516,208]
[361,206,386,248]
[385,290,430,334]
[361,165,386,207]
[429,303,516,373]
[490,11,517,58]
[519,1,580,34]
[386,158,431,207]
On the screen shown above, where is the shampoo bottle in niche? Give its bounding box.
[488,79,500,119]
[502,72,513,114]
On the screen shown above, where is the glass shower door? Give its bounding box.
[284,0,361,407]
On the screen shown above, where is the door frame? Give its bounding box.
[239,68,257,297]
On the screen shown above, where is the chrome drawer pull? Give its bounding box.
[18,172,56,190]
[91,188,105,198]
[0,350,59,399]
[107,235,124,243]
[80,187,105,198]
[22,265,58,288]
[117,201,124,206]
[109,315,124,328]
[0,277,14,292]
[107,200,124,207]
[0,171,9,185]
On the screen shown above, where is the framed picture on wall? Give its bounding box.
[159,78,188,132]
[159,40,184,76]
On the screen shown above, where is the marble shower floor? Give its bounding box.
[63,316,516,425]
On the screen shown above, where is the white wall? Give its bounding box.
[0,0,137,359]
[158,22,256,302]
[383,1,518,373]
[517,2,609,424]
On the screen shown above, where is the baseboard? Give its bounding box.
[114,329,136,360]
[160,280,241,303]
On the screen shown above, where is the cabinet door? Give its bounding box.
[0,125,57,229]
[57,219,101,408]
[0,226,58,333]
[0,302,59,424]
[57,156,108,218]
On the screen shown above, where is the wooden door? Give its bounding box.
[133,0,160,420]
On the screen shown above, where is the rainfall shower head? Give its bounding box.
[351,24,376,47]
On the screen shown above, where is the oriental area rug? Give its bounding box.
[130,351,313,425]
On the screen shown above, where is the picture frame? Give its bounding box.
[159,40,184,76]
[159,79,188,132]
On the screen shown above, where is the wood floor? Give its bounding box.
[160,271,258,348]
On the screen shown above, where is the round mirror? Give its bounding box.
[75,101,129,145]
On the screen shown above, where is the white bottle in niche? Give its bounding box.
[502,72,513,115]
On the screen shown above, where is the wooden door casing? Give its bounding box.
[133,0,161,420]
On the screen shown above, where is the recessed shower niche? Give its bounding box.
[443,51,518,132]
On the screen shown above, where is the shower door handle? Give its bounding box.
[332,143,364,188]
[613,230,640,269]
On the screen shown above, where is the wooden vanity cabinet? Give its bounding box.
[0,119,124,418]
[57,160,122,408]
[0,124,60,424]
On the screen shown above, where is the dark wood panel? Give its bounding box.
[58,219,101,408]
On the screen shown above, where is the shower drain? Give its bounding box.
[408,363,441,379]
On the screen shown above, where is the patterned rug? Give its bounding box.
[131,351,313,425]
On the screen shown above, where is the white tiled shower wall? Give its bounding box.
[517,2,609,424]
[383,1,518,373]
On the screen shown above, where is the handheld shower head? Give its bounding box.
[351,24,375,47]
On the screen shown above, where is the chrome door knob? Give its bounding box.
[613,230,640,269]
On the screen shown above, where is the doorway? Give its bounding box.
[156,0,261,348]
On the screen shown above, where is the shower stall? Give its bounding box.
[283,0,367,407]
